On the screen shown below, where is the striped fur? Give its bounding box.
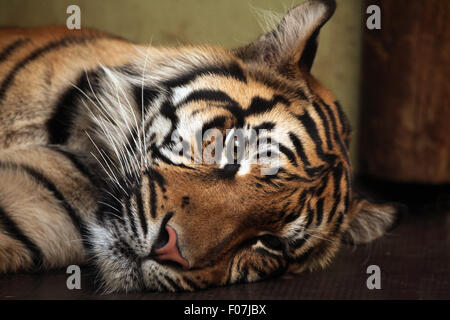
[0,0,399,292]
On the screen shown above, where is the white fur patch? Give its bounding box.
[171,86,193,106]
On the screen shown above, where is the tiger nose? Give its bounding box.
[154,225,189,269]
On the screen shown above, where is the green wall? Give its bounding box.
[0,0,362,167]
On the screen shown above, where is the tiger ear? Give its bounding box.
[343,194,406,245]
[235,0,336,72]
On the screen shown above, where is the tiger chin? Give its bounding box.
[0,0,402,293]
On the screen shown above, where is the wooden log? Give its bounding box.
[359,0,450,183]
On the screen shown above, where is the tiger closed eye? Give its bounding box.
[256,234,285,251]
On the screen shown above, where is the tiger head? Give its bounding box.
[87,0,400,292]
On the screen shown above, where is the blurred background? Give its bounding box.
[1,0,449,184]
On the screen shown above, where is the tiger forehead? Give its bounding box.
[186,74,275,104]
[168,61,311,112]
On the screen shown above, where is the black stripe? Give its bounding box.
[331,212,344,237]
[176,89,237,109]
[224,103,246,128]
[288,132,328,178]
[246,94,290,116]
[323,100,351,163]
[181,196,190,208]
[233,258,248,283]
[290,233,310,250]
[284,190,308,223]
[46,146,97,185]
[147,144,193,169]
[0,38,29,64]
[124,196,138,238]
[149,180,157,219]
[304,202,314,230]
[280,188,297,202]
[296,111,334,163]
[0,205,43,268]
[258,234,284,251]
[159,99,179,148]
[248,71,309,102]
[252,257,270,279]
[297,189,308,210]
[146,168,166,190]
[0,35,99,105]
[237,264,249,284]
[297,111,322,153]
[201,116,227,136]
[133,85,159,116]
[290,246,314,265]
[278,143,298,167]
[256,174,281,188]
[305,165,325,177]
[163,62,247,88]
[97,187,124,225]
[154,276,170,291]
[47,68,104,144]
[182,276,201,291]
[0,161,87,241]
[144,115,157,137]
[20,164,88,244]
[343,172,351,213]
[147,144,172,164]
[179,90,289,130]
[135,188,148,235]
[163,275,181,291]
[288,132,310,166]
[315,198,324,227]
[120,89,154,160]
[228,94,289,128]
[334,101,352,136]
[316,175,329,196]
[312,101,332,150]
[327,196,341,224]
[253,121,275,132]
[226,259,236,284]
[296,89,308,101]
[327,163,344,223]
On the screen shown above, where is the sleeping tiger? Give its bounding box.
[0,0,400,293]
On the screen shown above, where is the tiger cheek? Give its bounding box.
[157,174,236,265]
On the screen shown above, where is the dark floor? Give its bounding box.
[1,177,449,300]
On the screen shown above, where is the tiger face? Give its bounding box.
[87,0,400,292]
